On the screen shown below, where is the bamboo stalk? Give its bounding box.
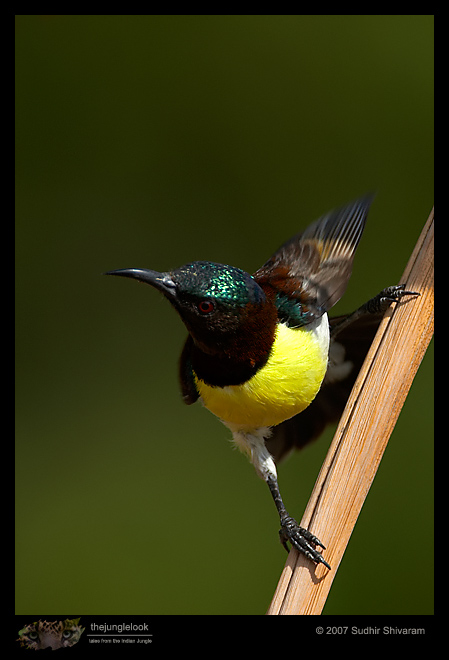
[267,207,434,615]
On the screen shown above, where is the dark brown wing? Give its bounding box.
[253,196,374,322]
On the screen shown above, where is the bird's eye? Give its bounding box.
[197,300,215,314]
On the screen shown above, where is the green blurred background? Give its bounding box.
[16,15,433,615]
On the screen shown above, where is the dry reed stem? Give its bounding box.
[267,207,434,615]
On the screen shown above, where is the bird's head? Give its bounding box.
[106,261,275,356]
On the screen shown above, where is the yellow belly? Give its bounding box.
[194,319,329,431]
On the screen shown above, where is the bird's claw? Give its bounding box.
[367,284,420,314]
[279,516,331,570]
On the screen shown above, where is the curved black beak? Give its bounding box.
[105,268,177,300]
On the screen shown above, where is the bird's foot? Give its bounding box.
[365,284,420,314]
[279,515,331,570]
